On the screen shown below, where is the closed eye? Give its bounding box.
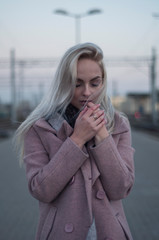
[91,83,100,87]
[90,78,102,87]
[75,77,102,88]
[76,79,83,88]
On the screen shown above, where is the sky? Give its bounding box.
[0,0,159,103]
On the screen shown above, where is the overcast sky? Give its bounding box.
[0,0,159,102]
[1,0,159,57]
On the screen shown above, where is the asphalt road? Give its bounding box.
[0,129,159,240]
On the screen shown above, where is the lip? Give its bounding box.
[79,100,92,106]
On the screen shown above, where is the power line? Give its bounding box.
[0,55,155,69]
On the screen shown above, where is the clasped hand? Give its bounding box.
[70,102,109,148]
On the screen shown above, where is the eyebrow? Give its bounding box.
[77,76,102,82]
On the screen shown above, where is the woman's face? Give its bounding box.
[71,58,103,110]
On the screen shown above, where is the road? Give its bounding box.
[0,129,159,240]
[123,129,159,240]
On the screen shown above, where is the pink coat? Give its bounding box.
[24,112,135,240]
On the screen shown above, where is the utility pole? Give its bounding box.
[112,80,118,97]
[10,49,16,124]
[18,60,25,104]
[150,48,158,125]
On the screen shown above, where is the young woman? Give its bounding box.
[15,42,135,240]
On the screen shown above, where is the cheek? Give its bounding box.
[91,85,103,98]
[93,85,102,93]
[74,89,81,97]
[72,89,80,101]
[97,83,103,91]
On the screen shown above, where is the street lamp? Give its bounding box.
[152,13,159,125]
[53,9,102,44]
[152,13,159,18]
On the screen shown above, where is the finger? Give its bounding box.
[87,102,100,110]
[90,105,103,118]
[90,104,101,115]
[94,109,105,118]
[91,110,105,123]
[82,107,95,118]
[78,106,88,118]
[81,104,101,119]
[94,114,105,125]
[87,102,95,108]
[95,118,107,130]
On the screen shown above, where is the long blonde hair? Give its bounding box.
[14,42,115,163]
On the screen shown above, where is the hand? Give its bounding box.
[70,104,106,148]
[87,102,109,145]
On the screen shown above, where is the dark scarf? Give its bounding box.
[63,104,80,128]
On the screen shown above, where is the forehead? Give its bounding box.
[77,58,102,78]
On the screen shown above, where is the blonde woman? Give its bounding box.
[15,42,135,240]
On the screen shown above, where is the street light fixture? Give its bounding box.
[152,12,159,18]
[53,8,102,44]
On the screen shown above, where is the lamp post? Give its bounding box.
[151,13,159,125]
[152,13,159,18]
[53,9,102,44]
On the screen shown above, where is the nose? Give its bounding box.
[83,85,91,97]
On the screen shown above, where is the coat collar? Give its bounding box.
[34,114,73,141]
[112,112,129,135]
[35,118,55,133]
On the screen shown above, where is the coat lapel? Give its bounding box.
[49,116,93,221]
[81,157,93,222]
[37,116,94,222]
[87,140,100,186]
[48,114,73,141]
[91,157,100,186]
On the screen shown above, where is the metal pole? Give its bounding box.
[19,61,25,104]
[75,15,81,44]
[54,9,102,45]
[150,48,158,125]
[10,49,16,124]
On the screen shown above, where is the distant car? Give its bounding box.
[0,129,9,138]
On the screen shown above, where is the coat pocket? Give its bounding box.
[116,214,131,240]
[40,206,57,240]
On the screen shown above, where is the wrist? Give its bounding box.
[95,130,109,145]
[70,134,85,149]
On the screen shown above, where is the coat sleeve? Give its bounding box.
[89,117,135,201]
[23,126,88,203]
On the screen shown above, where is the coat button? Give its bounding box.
[115,212,120,217]
[96,190,105,200]
[69,176,75,185]
[64,223,74,233]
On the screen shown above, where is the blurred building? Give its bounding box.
[16,100,32,121]
[0,103,10,119]
[123,93,151,115]
[112,91,159,121]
